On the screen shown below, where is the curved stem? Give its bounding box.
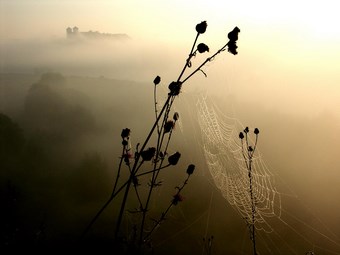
[143,174,191,242]
[177,32,200,82]
[182,42,228,84]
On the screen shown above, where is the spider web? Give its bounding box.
[145,87,340,254]
[195,93,281,233]
[173,91,340,254]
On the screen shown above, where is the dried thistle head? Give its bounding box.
[196,21,207,34]
[121,128,131,139]
[173,112,179,121]
[186,164,195,175]
[168,81,182,96]
[227,27,240,55]
[164,120,175,133]
[153,75,161,85]
[172,193,184,205]
[227,40,238,55]
[140,147,156,161]
[168,152,181,165]
[228,26,240,41]
[197,43,209,53]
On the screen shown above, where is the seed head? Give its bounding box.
[168,152,181,165]
[153,75,161,85]
[164,120,174,133]
[197,43,209,53]
[121,128,131,139]
[186,164,195,175]
[173,112,179,121]
[140,147,156,161]
[196,21,207,34]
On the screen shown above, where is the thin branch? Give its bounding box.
[182,42,229,84]
[177,32,200,82]
[81,178,130,238]
[112,145,127,198]
[143,174,192,242]
[154,83,160,134]
[136,164,171,177]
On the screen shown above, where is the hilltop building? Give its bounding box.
[66,26,129,40]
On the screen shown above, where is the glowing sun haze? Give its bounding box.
[1,0,339,117]
[2,0,340,40]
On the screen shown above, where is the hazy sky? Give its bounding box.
[1,0,339,118]
[2,0,340,42]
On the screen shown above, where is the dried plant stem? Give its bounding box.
[182,42,229,83]
[81,178,129,238]
[113,145,127,197]
[115,95,172,239]
[248,158,257,255]
[136,164,170,177]
[177,32,200,82]
[137,31,201,243]
[154,83,160,134]
[115,173,134,239]
[82,22,239,249]
[143,174,191,242]
[240,130,259,255]
[138,100,175,244]
[81,145,127,238]
[87,39,227,237]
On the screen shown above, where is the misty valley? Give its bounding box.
[1,70,340,254]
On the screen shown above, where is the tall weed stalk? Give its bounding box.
[82,21,241,253]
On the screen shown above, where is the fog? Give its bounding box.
[1,35,185,82]
[1,31,340,254]
[2,28,339,120]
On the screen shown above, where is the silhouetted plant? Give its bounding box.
[82,20,240,254]
[239,127,259,255]
[142,164,195,243]
[202,235,214,255]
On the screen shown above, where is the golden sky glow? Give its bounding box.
[1,0,339,117]
[2,0,340,40]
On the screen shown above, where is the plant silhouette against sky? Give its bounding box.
[82,20,240,253]
[239,127,260,255]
